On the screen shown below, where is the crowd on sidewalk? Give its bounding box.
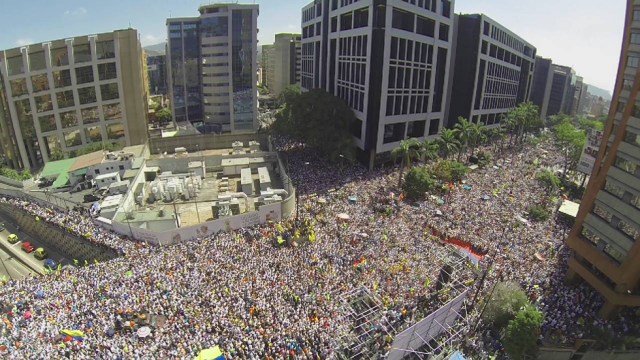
[0,137,636,359]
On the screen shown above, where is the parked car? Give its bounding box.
[21,242,34,253]
[0,223,5,232]
[34,248,47,260]
[43,258,57,270]
[7,233,19,244]
[83,194,101,203]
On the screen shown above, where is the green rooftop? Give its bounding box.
[39,158,75,179]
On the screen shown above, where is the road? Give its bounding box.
[0,213,71,271]
[0,246,33,280]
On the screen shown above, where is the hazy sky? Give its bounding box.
[0,0,625,93]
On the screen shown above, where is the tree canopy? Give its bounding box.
[271,88,355,162]
[402,166,437,200]
[481,281,529,329]
[504,305,544,359]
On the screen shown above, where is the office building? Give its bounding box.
[147,54,167,95]
[264,33,301,96]
[571,75,584,116]
[301,0,454,167]
[530,58,577,120]
[261,44,275,87]
[565,0,640,318]
[0,29,148,170]
[447,14,536,128]
[167,3,259,134]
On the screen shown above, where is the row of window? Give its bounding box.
[481,96,517,111]
[471,112,503,126]
[386,93,430,116]
[604,180,640,212]
[337,60,367,87]
[3,40,115,76]
[390,37,434,64]
[487,22,527,55]
[382,118,439,144]
[338,35,368,57]
[391,8,448,41]
[14,83,118,115]
[482,41,526,67]
[37,103,122,133]
[336,85,365,112]
[593,203,639,242]
[581,227,626,264]
[388,66,432,92]
[8,63,117,97]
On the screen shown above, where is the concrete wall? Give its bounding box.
[149,133,269,154]
[97,201,284,246]
[0,203,118,262]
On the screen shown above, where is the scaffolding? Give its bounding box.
[334,247,475,359]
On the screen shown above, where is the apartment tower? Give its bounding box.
[301,0,454,167]
[167,3,259,134]
[0,29,148,170]
[566,0,640,318]
[265,33,302,96]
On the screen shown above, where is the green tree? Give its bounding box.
[156,108,172,124]
[528,205,550,222]
[49,145,64,161]
[454,117,474,161]
[272,88,355,162]
[481,281,529,329]
[468,122,487,157]
[553,119,587,181]
[419,139,440,163]
[537,169,561,192]
[392,138,421,189]
[402,166,437,200]
[437,128,461,159]
[431,160,468,183]
[504,102,541,145]
[504,305,544,360]
[278,84,301,107]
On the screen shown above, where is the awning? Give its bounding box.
[73,168,88,176]
[52,172,70,188]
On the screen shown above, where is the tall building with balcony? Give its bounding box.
[447,14,536,128]
[566,0,640,318]
[0,28,148,170]
[166,3,259,135]
[265,33,302,96]
[301,0,454,167]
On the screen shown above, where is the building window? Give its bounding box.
[628,55,640,68]
[50,46,69,67]
[81,107,100,124]
[631,33,640,45]
[64,129,82,147]
[407,120,426,138]
[35,94,53,113]
[61,111,78,128]
[29,51,47,71]
[98,63,117,81]
[107,122,125,140]
[85,126,103,143]
[103,103,122,120]
[100,83,119,101]
[96,41,115,60]
[73,43,92,63]
[341,12,353,31]
[56,90,75,108]
[416,15,435,37]
[75,66,94,84]
[78,86,97,105]
[6,56,24,76]
[53,70,72,88]
[31,74,49,93]
[439,23,449,42]
[9,78,28,97]
[353,7,369,28]
[392,8,415,32]
[383,123,406,144]
[39,115,57,133]
[428,118,439,135]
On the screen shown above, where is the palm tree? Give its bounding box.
[419,139,440,164]
[437,129,461,160]
[454,117,474,161]
[391,138,421,189]
[468,122,487,157]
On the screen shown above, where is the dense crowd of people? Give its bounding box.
[0,136,637,359]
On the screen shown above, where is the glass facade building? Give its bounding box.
[166,4,258,134]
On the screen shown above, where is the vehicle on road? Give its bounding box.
[7,233,19,244]
[0,223,5,232]
[83,194,101,203]
[44,258,57,270]
[35,248,48,260]
[21,242,34,253]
